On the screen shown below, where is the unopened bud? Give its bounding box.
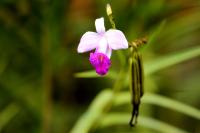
[106,3,112,16]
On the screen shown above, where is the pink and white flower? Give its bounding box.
[77,17,128,76]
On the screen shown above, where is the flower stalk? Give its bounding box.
[106,3,146,127]
[106,3,116,29]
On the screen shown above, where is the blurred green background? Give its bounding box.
[0,0,200,133]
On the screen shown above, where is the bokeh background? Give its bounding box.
[0,0,200,133]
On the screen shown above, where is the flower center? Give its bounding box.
[89,52,111,76]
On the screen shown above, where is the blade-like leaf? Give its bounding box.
[0,103,20,131]
[147,20,166,47]
[145,46,200,75]
[70,89,113,133]
[99,113,187,133]
[114,92,200,119]
[74,70,99,78]
[74,70,117,79]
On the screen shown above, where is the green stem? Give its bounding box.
[41,18,53,133]
[107,3,116,29]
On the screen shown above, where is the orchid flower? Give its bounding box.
[77,17,128,76]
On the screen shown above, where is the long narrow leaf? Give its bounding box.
[99,113,187,133]
[114,92,200,119]
[147,20,166,47]
[70,89,113,133]
[74,70,117,79]
[0,103,20,131]
[145,46,200,75]
[74,70,99,78]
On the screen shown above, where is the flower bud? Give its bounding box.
[106,3,112,16]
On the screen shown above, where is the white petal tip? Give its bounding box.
[77,47,84,53]
[77,32,99,53]
[95,17,105,33]
[106,29,129,50]
[124,42,129,49]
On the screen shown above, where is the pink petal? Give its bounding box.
[106,47,112,58]
[105,29,128,50]
[95,37,108,54]
[95,37,112,58]
[77,32,100,53]
[95,17,105,34]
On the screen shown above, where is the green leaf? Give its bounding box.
[114,92,200,119]
[70,89,113,133]
[145,46,200,75]
[0,103,20,131]
[99,113,187,133]
[140,20,166,52]
[74,70,99,78]
[147,20,166,46]
[74,70,117,79]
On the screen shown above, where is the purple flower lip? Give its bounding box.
[89,52,111,76]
